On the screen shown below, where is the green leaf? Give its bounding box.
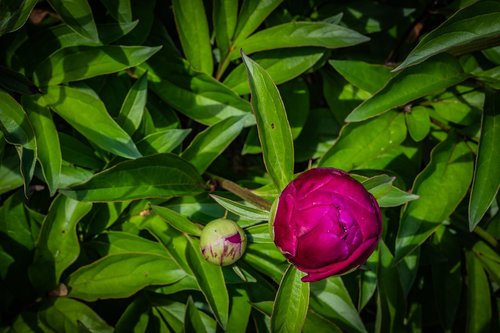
[310,276,367,333]
[185,296,208,333]
[68,253,186,301]
[61,153,204,202]
[320,111,407,171]
[23,97,62,195]
[346,54,467,122]
[34,45,161,86]
[406,106,431,142]
[39,85,141,159]
[29,195,92,291]
[117,71,148,135]
[429,86,483,126]
[329,59,393,94]
[0,0,37,36]
[181,116,245,173]
[243,242,288,283]
[226,287,252,332]
[242,52,294,191]
[210,194,270,221]
[173,0,213,75]
[361,175,419,208]
[0,65,39,95]
[474,66,500,90]
[142,54,254,126]
[185,235,229,329]
[469,92,500,230]
[223,48,325,95]
[233,22,369,59]
[38,298,113,332]
[232,0,284,46]
[136,129,191,156]
[47,0,99,42]
[0,89,34,147]
[213,0,237,59]
[59,133,104,170]
[395,135,474,261]
[90,231,169,257]
[99,0,132,23]
[395,1,500,71]
[0,154,23,195]
[152,205,202,236]
[115,297,150,333]
[465,250,492,333]
[270,265,309,333]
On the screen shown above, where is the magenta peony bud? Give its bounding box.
[271,168,382,282]
[200,218,247,266]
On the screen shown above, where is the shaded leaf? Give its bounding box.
[406,106,431,142]
[210,194,270,221]
[48,0,99,42]
[185,296,208,333]
[0,65,39,95]
[329,59,393,94]
[136,129,191,156]
[152,205,202,236]
[99,0,132,23]
[117,71,148,135]
[61,153,204,202]
[242,52,294,191]
[213,0,237,59]
[465,250,492,333]
[0,0,37,36]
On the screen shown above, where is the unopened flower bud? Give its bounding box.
[200,219,247,266]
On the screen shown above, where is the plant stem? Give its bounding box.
[473,226,499,250]
[208,174,272,211]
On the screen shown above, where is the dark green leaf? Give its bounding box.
[99,0,132,23]
[68,253,186,301]
[329,59,393,94]
[185,235,229,329]
[0,65,39,95]
[38,298,113,332]
[90,231,168,257]
[224,48,324,95]
[310,276,366,333]
[59,133,104,170]
[242,52,294,191]
[469,92,500,230]
[320,111,407,171]
[0,89,34,146]
[185,296,208,333]
[0,154,23,194]
[0,0,37,36]
[115,297,150,333]
[23,97,62,195]
[232,0,283,45]
[406,106,431,142]
[61,153,204,202]
[34,45,161,86]
[28,195,92,292]
[117,71,148,135]
[210,195,270,221]
[226,287,252,332]
[136,129,191,156]
[181,116,244,173]
[346,54,467,122]
[395,135,474,261]
[243,242,288,283]
[395,1,500,71]
[233,22,369,59]
[465,250,492,333]
[213,0,237,59]
[271,265,309,333]
[152,205,202,236]
[39,85,141,159]
[48,0,99,42]
[173,0,213,75]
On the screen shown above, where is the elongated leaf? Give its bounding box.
[395,1,500,71]
[347,54,467,122]
[29,195,92,291]
[210,194,270,221]
[34,45,161,86]
[90,231,168,257]
[465,250,491,333]
[68,253,186,301]
[141,54,254,126]
[320,111,407,170]
[0,65,39,95]
[469,92,500,230]
[361,175,419,207]
[152,205,202,236]
[185,236,229,329]
[406,106,431,142]
[310,276,367,333]
[185,297,208,333]
[48,0,99,42]
[224,48,324,95]
[226,287,252,332]
[136,129,191,155]
[39,85,141,159]
[0,0,37,36]
[329,60,393,94]
[395,135,474,261]
[0,89,34,146]
[271,265,309,333]
[23,97,62,195]
[38,298,113,332]
[242,52,294,191]
[233,22,369,60]
[173,0,213,75]
[181,116,244,173]
[0,154,23,194]
[115,297,150,333]
[232,0,283,45]
[117,71,148,135]
[59,133,103,170]
[61,153,204,201]
[99,0,132,23]
[213,0,237,59]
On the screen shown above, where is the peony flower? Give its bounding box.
[200,218,247,266]
[271,168,382,282]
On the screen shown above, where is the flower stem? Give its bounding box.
[208,174,272,211]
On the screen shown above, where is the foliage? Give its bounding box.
[0,0,499,332]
